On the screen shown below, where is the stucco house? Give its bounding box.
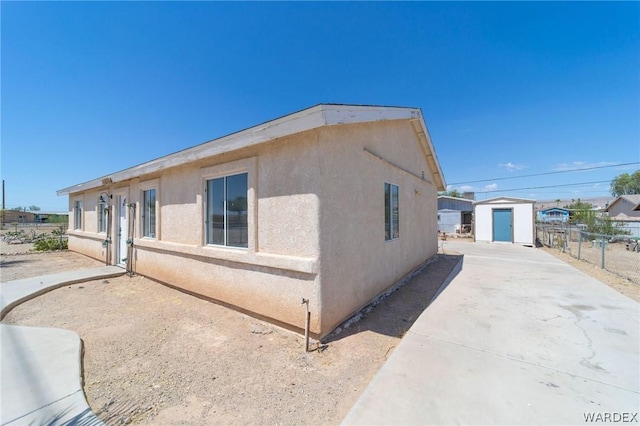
[57,104,446,339]
[474,197,535,245]
[605,194,640,237]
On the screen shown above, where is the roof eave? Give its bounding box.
[409,113,446,191]
[58,104,446,195]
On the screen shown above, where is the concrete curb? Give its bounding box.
[0,266,125,426]
[1,266,125,320]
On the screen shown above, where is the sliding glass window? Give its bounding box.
[206,173,248,248]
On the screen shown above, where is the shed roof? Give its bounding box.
[57,104,445,195]
[473,196,536,205]
[437,195,474,203]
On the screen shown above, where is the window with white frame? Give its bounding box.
[74,200,83,230]
[384,183,399,240]
[98,198,108,233]
[206,173,248,248]
[142,188,156,238]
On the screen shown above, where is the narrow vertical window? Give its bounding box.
[74,200,83,230]
[142,189,156,238]
[391,184,399,239]
[384,183,399,241]
[98,199,107,233]
[206,173,247,248]
[207,178,225,245]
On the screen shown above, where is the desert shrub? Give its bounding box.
[33,237,68,251]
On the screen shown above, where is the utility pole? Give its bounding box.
[1,179,5,224]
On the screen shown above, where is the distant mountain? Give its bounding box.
[535,196,615,210]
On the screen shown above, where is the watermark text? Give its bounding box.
[584,412,638,423]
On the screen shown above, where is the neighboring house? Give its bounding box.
[474,197,535,245]
[536,207,570,223]
[605,194,640,237]
[0,211,68,225]
[437,196,473,233]
[57,104,446,339]
[1,211,36,224]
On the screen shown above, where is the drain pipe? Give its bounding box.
[301,298,310,352]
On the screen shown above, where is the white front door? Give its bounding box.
[116,196,128,266]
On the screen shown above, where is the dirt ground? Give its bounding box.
[3,239,636,425]
[563,240,640,285]
[1,245,461,425]
[540,246,640,302]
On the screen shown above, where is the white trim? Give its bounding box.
[474,196,536,205]
[97,198,108,234]
[57,104,446,195]
[72,197,84,231]
[201,157,256,252]
[139,178,160,240]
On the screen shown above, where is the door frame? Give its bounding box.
[492,208,513,243]
[112,189,129,267]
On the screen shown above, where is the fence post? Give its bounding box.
[577,231,581,260]
[600,235,605,269]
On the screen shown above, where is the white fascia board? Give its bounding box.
[322,104,447,191]
[474,196,537,205]
[57,106,327,195]
[57,104,443,195]
[321,104,421,125]
[409,114,446,191]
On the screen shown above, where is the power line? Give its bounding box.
[449,162,639,185]
[475,180,611,194]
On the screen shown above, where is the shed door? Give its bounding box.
[492,208,513,242]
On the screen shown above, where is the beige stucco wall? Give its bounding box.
[314,121,439,335]
[67,192,109,263]
[68,131,325,334]
[66,119,440,338]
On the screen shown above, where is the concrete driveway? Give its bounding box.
[343,242,639,425]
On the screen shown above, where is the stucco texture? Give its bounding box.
[66,118,440,338]
[315,122,439,334]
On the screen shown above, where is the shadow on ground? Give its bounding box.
[36,406,104,426]
[0,259,28,268]
[323,253,463,344]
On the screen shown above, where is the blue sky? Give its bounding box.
[2,1,638,211]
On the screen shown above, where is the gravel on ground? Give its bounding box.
[1,247,461,425]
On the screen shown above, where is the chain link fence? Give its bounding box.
[0,223,68,251]
[536,223,640,285]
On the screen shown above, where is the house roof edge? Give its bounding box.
[57,104,445,195]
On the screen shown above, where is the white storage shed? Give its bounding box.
[474,197,535,245]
